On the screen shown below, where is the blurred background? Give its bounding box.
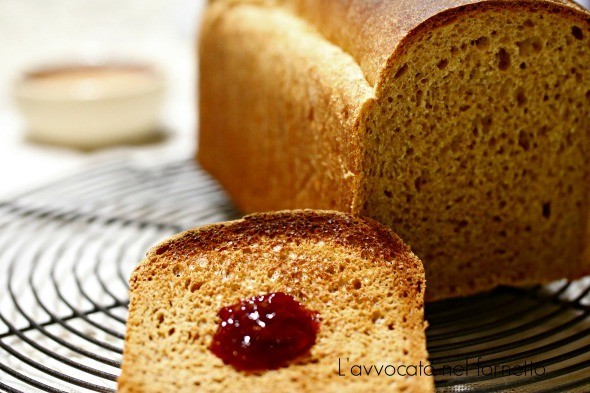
[0,0,205,197]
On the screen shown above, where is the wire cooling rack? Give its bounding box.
[0,157,589,392]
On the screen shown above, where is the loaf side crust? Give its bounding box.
[198,1,375,213]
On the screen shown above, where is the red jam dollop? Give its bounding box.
[209,292,320,371]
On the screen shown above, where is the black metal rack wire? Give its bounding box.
[0,157,589,392]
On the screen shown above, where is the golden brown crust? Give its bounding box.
[150,210,409,260]
[198,1,373,213]
[120,210,432,392]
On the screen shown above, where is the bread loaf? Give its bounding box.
[198,0,590,300]
[119,210,432,392]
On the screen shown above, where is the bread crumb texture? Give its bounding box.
[199,1,590,301]
[119,210,433,392]
[362,5,590,299]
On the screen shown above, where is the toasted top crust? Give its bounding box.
[213,0,590,86]
[148,210,409,262]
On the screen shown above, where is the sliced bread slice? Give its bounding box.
[119,210,432,392]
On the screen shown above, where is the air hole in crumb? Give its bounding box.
[482,115,493,131]
[489,137,497,148]
[437,59,449,70]
[497,48,510,70]
[352,278,362,290]
[388,323,395,330]
[371,311,382,323]
[475,36,489,49]
[516,88,526,106]
[454,221,468,233]
[172,265,181,277]
[384,189,393,198]
[518,130,530,151]
[542,202,551,218]
[572,26,583,40]
[415,89,423,106]
[414,176,425,192]
[394,64,408,79]
[517,37,543,56]
[523,19,534,28]
[168,328,175,336]
[403,349,409,356]
[520,62,526,69]
[155,244,170,255]
[387,96,393,103]
[190,282,202,292]
[586,90,590,101]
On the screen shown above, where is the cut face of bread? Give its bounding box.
[360,3,590,299]
[198,0,590,300]
[119,210,432,393]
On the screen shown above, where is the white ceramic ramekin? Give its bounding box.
[13,63,165,149]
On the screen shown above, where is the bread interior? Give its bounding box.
[361,8,590,298]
